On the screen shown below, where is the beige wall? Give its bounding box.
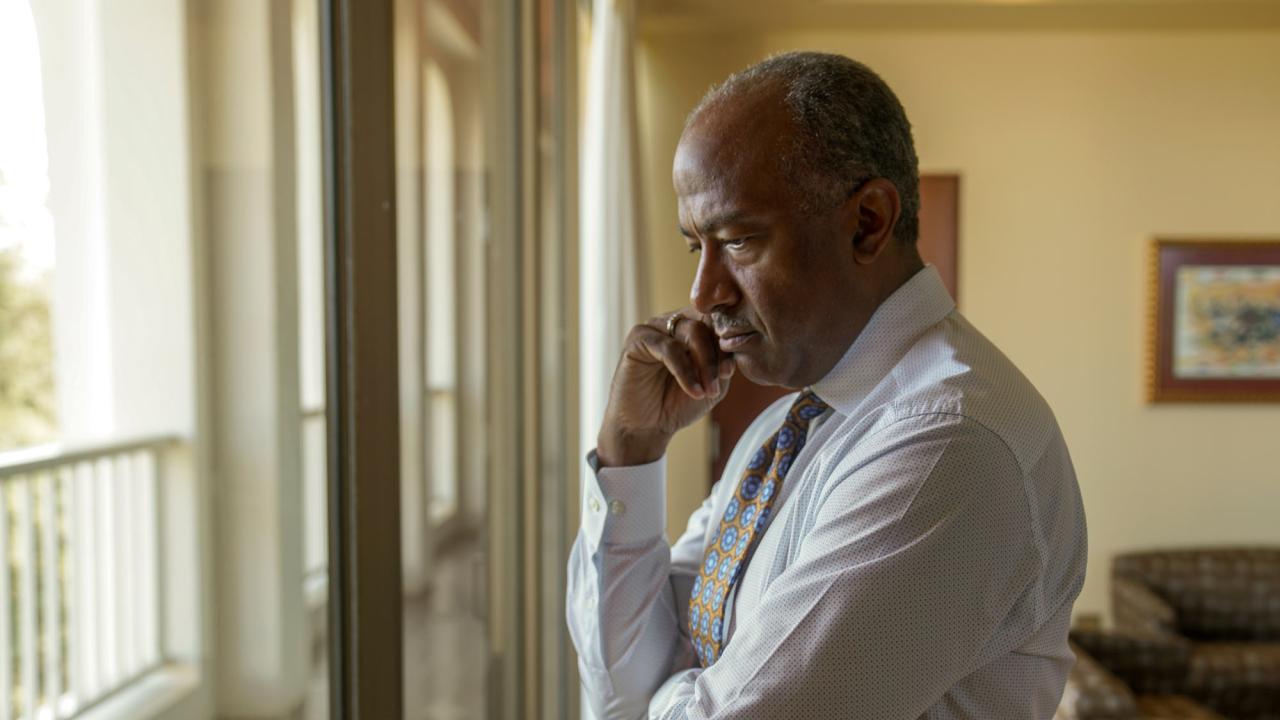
[636,28,1280,621]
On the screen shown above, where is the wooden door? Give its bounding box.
[708,175,959,486]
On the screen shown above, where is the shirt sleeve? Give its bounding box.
[647,414,1041,719]
[566,451,718,720]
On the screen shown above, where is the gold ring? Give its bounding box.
[665,314,683,337]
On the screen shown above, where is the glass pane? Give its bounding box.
[424,61,457,392]
[396,0,492,716]
[429,393,458,524]
[294,0,331,716]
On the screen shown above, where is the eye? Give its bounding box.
[687,243,701,254]
[722,237,749,251]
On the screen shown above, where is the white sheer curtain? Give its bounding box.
[580,0,647,484]
[578,0,647,712]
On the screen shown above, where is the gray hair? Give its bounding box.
[689,52,920,245]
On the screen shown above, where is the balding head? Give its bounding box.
[671,52,924,389]
[674,80,799,229]
[686,52,920,245]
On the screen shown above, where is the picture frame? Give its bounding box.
[1148,238,1280,403]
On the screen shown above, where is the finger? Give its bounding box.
[634,329,707,399]
[675,315,722,396]
[718,355,735,380]
[712,355,736,402]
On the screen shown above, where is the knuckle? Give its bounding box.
[686,325,714,356]
[626,323,654,345]
[651,335,680,361]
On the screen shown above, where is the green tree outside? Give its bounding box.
[0,243,57,452]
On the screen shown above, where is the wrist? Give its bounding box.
[596,426,670,468]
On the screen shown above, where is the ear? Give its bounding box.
[841,178,901,265]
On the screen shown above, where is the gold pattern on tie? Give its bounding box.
[688,389,829,666]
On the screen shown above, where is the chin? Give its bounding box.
[733,354,799,389]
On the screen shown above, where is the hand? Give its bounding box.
[597,310,735,467]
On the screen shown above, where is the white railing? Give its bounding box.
[0,436,176,720]
[300,407,327,604]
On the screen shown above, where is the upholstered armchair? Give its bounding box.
[1059,548,1280,719]
[1058,631,1223,719]
[1110,548,1280,719]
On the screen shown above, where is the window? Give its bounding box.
[424,61,460,524]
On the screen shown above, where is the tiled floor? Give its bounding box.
[405,542,487,720]
[302,541,487,720]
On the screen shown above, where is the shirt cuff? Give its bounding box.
[582,450,668,552]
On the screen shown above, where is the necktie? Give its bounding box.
[688,389,829,667]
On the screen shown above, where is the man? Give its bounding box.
[567,52,1087,719]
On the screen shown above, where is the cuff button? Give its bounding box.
[609,499,626,516]
[588,496,601,513]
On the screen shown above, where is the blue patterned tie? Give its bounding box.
[688,389,828,666]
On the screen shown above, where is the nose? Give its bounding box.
[689,247,740,317]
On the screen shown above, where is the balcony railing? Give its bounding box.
[301,407,327,605]
[0,436,177,720]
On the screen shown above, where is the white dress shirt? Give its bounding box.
[567,265,1088,719]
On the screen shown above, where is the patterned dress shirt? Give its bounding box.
[567,265,1088,719]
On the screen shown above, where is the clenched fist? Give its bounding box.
[596,311,736,468]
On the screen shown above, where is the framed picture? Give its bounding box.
[1148,238,1280,402]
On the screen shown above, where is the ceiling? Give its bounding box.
[638,0,1280,34]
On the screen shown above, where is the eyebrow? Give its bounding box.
[678,210,758,239]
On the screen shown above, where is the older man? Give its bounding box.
[567,52,1087,719]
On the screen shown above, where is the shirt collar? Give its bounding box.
[811,265,956,415]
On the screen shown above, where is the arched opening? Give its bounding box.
[0,0,58,453]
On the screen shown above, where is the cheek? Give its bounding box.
[742,274,812,334]
[738,235,849,331]
[734,270,777,317]
[767,266,847,334]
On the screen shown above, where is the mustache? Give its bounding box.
[712,315,755,336]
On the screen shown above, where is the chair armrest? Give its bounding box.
[1134,695,1227,720]
[1059,640,1139,720]
[1070,627,1191,696]
[1112,576,1179,637]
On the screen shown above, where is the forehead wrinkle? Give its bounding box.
[677,188,749,240]
[695,210,755,238]
[676,118,798,230]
